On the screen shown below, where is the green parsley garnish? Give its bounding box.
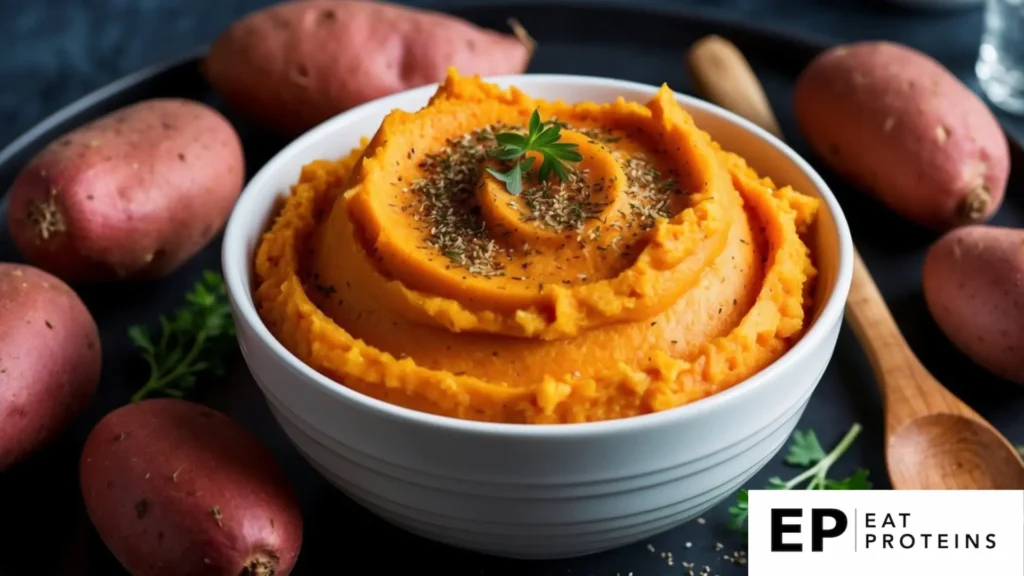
[727,423,872,532]
[485,108,583,196]
[127,271,237,403]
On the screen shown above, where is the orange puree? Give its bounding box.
[254,71,820,424]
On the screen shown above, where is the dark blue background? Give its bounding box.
[2,0,1024,149]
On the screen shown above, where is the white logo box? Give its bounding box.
[748,490,1024,575]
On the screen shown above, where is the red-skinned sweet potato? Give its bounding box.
[0,263,101,470]
[923,225,1024,385]
[8,98,245,283]
[80,399,302,576]
[204,0,534,136]
[794,41,1009,230]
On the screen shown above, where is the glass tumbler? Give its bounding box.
[977,0,1024,114]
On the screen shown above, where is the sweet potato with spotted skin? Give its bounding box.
[923,225,1024,385]
[204,0,534,136]
[0,263,100,470]
[80,399,302,576]
[794,41,1009,230]
[7,98,244,283]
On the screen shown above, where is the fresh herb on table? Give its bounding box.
[127,270,237,403]
[486,108,583,196]
[727,423,871,532]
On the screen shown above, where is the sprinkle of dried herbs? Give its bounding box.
[401,118,686,277]
[517,170,607,234]
[621,154,681,231]
[404,126,509,277]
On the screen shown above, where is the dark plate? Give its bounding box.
[1,2,1021,575]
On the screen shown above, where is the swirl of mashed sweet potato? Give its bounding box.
[254,71,820,424]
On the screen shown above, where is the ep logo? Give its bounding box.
[770,508,848,552]
[748,490,1024,576]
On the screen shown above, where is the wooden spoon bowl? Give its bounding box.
[888,414,1024,489]
[686,34,1024,490]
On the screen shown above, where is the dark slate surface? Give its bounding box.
[3,0,1023,149]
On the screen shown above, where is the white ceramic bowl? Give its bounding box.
[222,75,854,559]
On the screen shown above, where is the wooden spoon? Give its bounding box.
[686,34,1024,490]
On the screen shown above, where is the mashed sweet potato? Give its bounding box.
[254,71,820,424]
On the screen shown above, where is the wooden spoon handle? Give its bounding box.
[684,35,958,429]
[686,35,784,138]
[842,250,943,422]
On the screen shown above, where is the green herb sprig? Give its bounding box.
[485,109,583,196]
[128,271,237,403]
[727,423,872,532]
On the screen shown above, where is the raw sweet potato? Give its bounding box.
[0,263,101,470]
[7,98,245,283]
[922,225,1024,385]
[80,398,302,576]
[794,41,1009,230]
[203,0,534,136]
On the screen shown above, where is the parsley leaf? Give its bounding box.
[727,423,871,533]
[486,108,583,195]
[485,157,534,196]
[726,489,748,531]
[824,468,873,490]
[128,271,237,403]
[785,429,827,466]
